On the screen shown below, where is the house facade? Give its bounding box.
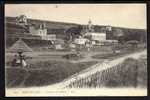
[41,35,56,40]
[84,32,106,42]
[28,23,56,41]
[82,19,107,42]
[29,24,47,36]
[74,36,89,45]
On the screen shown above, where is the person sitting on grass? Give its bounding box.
[12,54,27,68]
[11,54,18,67]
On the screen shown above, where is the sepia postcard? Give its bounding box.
[5,3,147,97]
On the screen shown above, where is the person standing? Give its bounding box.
[22,55,27,67]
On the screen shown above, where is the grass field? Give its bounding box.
[92,47,145,60]
[6,60,97,88]
[5,46,146,88]
[104,57,147,87]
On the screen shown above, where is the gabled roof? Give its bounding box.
[8,38,33,53]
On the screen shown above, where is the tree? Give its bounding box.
[126,40,139,49]
[113,29,124,44]
[65,26,82,41]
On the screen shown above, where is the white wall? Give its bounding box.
[29,26,47,36]
[41,35,56,40]
[85,32,106,41]
[74,38,87,45]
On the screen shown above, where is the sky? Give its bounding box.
[5,4,146,29]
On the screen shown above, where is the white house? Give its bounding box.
[55,44,63,50]
[84,32,106,42]
[41,34,56,40]
[82,19,107,42]
[69,43,76,48]
[74,36,89,45]
[104,40,118,43]
[28,23,57,41]
[29,24,47,36]
[53,39,65,50]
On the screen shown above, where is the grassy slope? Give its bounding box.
[5,16,146,40]
[104,57,147,87]
[68,57,147,88]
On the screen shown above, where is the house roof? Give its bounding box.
[8,38,33,53]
